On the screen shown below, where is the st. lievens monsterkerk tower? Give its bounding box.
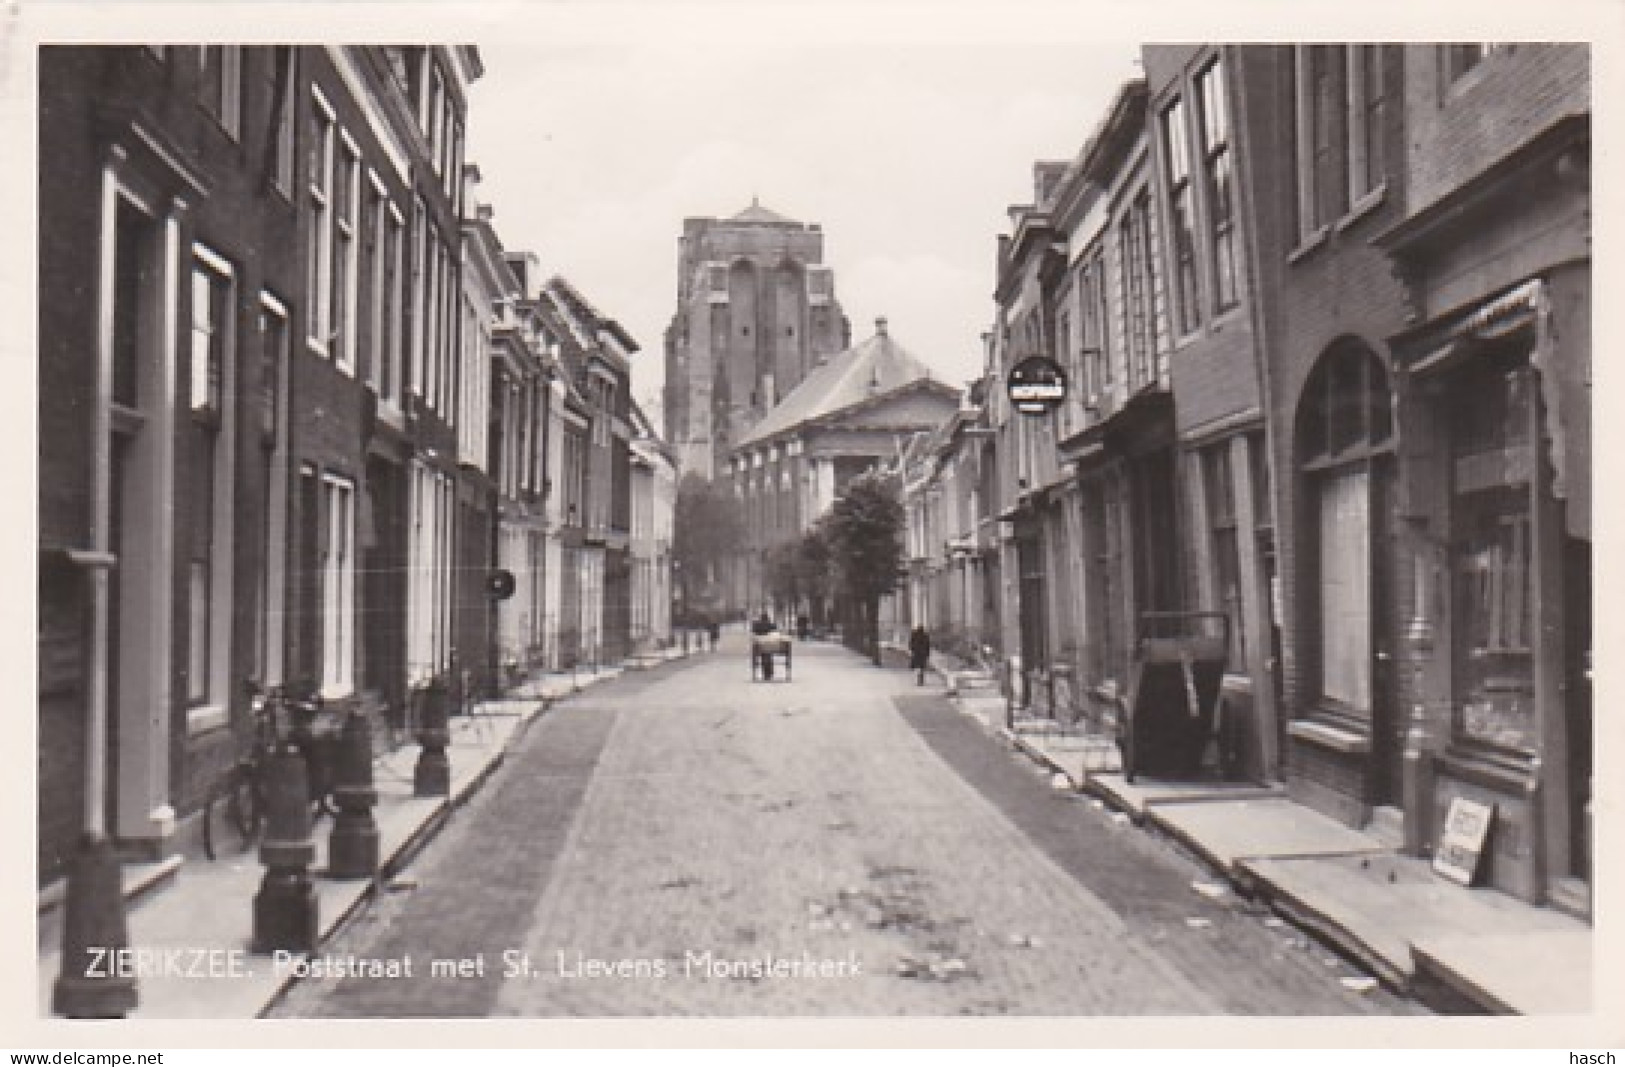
[663,200,851,481]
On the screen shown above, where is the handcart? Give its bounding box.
[1119,611,1229,782]
[750,631,793,682]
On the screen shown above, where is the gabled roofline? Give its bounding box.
[734,377,961,453]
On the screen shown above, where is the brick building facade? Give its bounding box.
[37,45,669,890]
[976,45,1590,915]
[1374,45,1591,910]
[1228,45,1418,824]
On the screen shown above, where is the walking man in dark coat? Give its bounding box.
[908,624,932,686]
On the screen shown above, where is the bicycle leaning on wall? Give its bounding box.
[202,681,335,860]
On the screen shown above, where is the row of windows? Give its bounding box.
[305,79,464,420]
[1046,180,1165,444]
[379,47,468,214]
[170,239,309,711]
[1044,44,1510,439]
[104,51,565,713]
[1159,56,1240,336]
[493,371,547,500]
[1291,45,1389,245]
[145,46,297,195]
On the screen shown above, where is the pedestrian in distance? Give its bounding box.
[909,624,932,686]
[751,612,778,680]
[707,619,720,652]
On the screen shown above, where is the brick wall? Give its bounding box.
[37,53,105,879]
[1169,314,1259,434]
[38,46,305,878]
[1230,47,1418,814]
[1405,44,1589,216]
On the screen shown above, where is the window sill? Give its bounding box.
[1435,742,1535,792]
[1287,716,1369,755]
[1286,226,1330,266]
[1337,184,1388,233]
[186,703,229,737]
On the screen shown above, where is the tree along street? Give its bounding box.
[269,632,1426,1017]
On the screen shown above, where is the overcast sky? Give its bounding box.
[463,9,1143,425]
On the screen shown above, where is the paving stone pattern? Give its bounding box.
[270,639,1424,1018]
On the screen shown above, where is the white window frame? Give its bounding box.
[333,129,361,375]
[1345,45,1388,211]
[186,243,238,732]
[307,86,335,354]
[320,472,357,697]
[365,170,388,392]
[1292,45,1319,246]
[425,228,441,410]
[259,292,291,686]
[409,197,426,401]
[1316,465,1371,709]
[1160,94,1200,337]
[198,45,242,140]
[428,63,447,174]
[383,202,405,412]
[271,48,296,196]
[1195,56,1240,315]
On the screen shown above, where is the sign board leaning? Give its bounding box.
[1433,796,1496,886]
[1006,355,1068,416]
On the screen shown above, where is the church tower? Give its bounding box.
[663,200,850,480]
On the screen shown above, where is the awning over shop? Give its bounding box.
[1407,277,1588,539]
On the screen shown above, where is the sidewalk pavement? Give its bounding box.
[35,649,692,1020]
[932,657,1593,1016]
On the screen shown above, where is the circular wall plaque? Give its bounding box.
[1006,355,1068,416]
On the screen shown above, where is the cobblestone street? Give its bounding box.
[269,633,1425,1018]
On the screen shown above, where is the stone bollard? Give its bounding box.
[413,678,451,797]
[252,742,319,954]
[52,834,138,1017]
[327,708,380,878]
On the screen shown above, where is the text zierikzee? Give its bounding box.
[76,947,251,980]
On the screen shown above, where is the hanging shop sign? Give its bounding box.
[1007,355,1068,416]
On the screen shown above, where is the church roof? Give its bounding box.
[738,319,949,448]
[729,197,798,225]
